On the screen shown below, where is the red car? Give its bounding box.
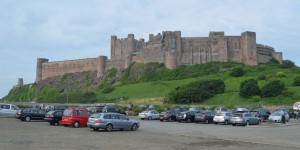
[62,108,90,128]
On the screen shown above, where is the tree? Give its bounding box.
[239,79,261,98]
[281,60,295,68]
[230,67,245,77]
[293,76,300,86]
[261,80,285,97]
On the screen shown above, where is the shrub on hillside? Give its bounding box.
[230,67,245,77]
[165,79,225,104]
[261,80,285,97]
[102,86,115,94]
[109,67,118,78]
[257,75,266,80]
[276,72,286,78]
[239,79,261,98]
[281,59,295,68]
[293,76,300,86]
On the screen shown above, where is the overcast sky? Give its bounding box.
[1,0,300,98]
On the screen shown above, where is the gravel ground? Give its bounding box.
[0,117,299,150]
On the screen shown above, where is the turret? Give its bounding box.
[36,58,49,83]
[111,35,117,60]
[241,31,257,65]
[124,34,135,68]
[18,78,23,86]
[97,56,108,78]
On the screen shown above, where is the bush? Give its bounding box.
[293,76,300,86]
[281,60,295,68]
[257,75,266,80]
[165,79,225,104]
[102,86,115,94]
[239,79,261,98]
[230,67,245,77]
[261,80,285,97]
[276,72,286,78]
[109,68,118,78]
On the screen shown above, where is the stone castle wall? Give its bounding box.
[36,30,283,82]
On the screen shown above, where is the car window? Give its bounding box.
[103,114,111,119]
[111,114,119,119]
[1,105,10,109]
[32,109,38,113]
[63,109,72,116]
[119,115,128,120]
[38,110,45,114]
[56,111,63,116]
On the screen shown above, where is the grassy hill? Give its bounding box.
[2,61,300,107]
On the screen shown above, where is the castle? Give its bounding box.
[35,31,283,83]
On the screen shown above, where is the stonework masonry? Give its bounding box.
[35,31,283,82]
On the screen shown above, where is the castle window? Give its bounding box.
[235,43,237,49]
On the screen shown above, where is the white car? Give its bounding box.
[213,112,232,125]
[0,103,20,117]
[138,110,159,120]
[268,111,290,123]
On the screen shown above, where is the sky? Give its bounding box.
[0,0,300,98]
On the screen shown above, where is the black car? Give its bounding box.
[102,106,126,115]
[251,110,270,121]
[19,108,46,122]
[176,111,196,123]
[195,111,215,124]
[159,110,179,122]
[44,110,64,125]
[45,105,65,112]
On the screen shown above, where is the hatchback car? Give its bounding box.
[138,110,159,120]
[159,110,179,122]
[213,112,232,125]
[87,113,139,132]
[231,113,261,126]
[268,111,290,123]
[195,111,215,124]
[44,110,64,125]
[19,108,46,122]
[62,108,90,128]
[250,110,270,121]
[176,111,196,123]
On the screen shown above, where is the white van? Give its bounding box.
[293,102,300,110]
[0,103,19,117]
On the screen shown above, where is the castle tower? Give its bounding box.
[111,35,117,60]
[18,78,23,86]
[124,34,135,68]
[274,52,283,64]
[165,51,177,69]
[241,31,257,65]
[36,58,49,83]
[97,56,108,78]
[162,31,182,68]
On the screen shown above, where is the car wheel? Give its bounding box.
[160,120,163,122]
[58,120,62,126]
[73,121,80,128]
[187,118,191,123]
[141,118,144,120]
[131,123,138,131]
[232,124,236,126]
[148,116,152,120]
[168,117,172,122]
[215,122,217,125]
[106,124,113,132]
[245,121,249,126]
[224,120,228,125]
[50,122,55,125]
[178,121,181,123]
[25,116,31,122]
[205,119,209,124]
[63,125,68,127]
[258,120,261,125]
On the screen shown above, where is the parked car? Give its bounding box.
[45,105,65,112]
[87,113,139,132]
[0,103,19,117]
[62,108,90,128]
[213,112,232,125]
[233,108,250,114]
[159,110,179,122]
[188,106,202,113]
[87,107,99,114]
[268,111,290,123]
[214,107,228,113]
[176,111,196,123]
[18,108,46,122]
[138,110,159,120]
[15,108,23,119]
[195,111,215,124]
[250,110,270,121]
[44,110,64,125]
[102,106,126,115]
[231,113,261,126]
[275,108,291,118]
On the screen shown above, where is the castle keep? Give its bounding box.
[36,31,283,83]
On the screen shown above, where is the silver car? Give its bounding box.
[0,103,19,117]
[231,113,261,126]
[138,110,159,120]
[268,111,290,123]
[87,113,139,132]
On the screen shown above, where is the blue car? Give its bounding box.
[87,113,139,132]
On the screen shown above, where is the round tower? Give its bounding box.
[36,58,49,83]
[97,56,108,78]
[165,51,177,69]
[18,78,23,86]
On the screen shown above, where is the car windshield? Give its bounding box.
[142,110,150,113]
[216,113,225,116]
[63,109,72,116]
[272,112,282,116]
[90,113,102,118]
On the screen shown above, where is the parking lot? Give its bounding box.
[0,117,300,150]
